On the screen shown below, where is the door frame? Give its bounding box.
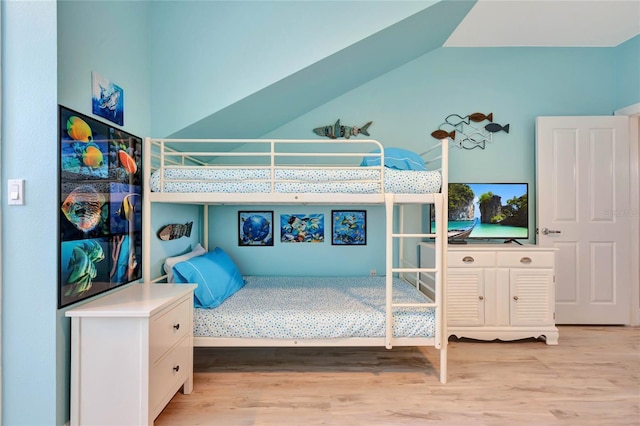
[615,103,640,326]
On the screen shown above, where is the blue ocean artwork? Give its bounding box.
[61,239,108,297]
[92,71,124,126]
[332,210,366,245]
[109,183,141,234]
[239,211,274,246]
[61,140,109,178]
[280,213,324,243]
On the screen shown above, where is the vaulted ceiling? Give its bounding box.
[167,0,639,139]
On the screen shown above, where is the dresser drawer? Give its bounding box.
[448,251,495,268]
[149,335,191,415]
[498,251,555,268]
[150,297,191,363]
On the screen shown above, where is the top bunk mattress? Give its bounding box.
[193,276,436,340]
[149,167,442,194]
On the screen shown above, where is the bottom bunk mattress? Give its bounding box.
[193,276,436,340]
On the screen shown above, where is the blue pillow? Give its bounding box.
[172,247,245,308]
[360,147,427,171]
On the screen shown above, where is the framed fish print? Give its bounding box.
[58,105,142,308]
[331,210,366,245]
[238,211,274,246]
[91,71,124,126]
[280,213,324,243]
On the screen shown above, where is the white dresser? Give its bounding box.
[66,283,197,426]
[420,243,559,345]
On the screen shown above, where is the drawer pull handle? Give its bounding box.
[462,256,475,263]
[173,365,180,373]
[520,257,532,264]
[513,296,519,301]
[478,295,484,301]
[173,323,180,331]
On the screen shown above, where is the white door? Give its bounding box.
[537,116,631,324]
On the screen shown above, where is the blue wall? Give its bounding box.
[2,0,638,423]
[2,2,59,424]
[148,1,435,137]
[3,0,150,424]
[264,46,625,250]
[614,35,640,110]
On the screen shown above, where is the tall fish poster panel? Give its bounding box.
[58,105,142,308]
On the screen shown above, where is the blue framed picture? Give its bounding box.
[280,214,324,243]
[92,71,124,126]
[239,211,274,246]
[332,210,366,245]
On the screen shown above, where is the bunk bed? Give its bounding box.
[142,137,449,383]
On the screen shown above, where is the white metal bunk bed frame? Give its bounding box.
[142,137,449,383]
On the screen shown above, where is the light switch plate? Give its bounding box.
[8,179,24,205]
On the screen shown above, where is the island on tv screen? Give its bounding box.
[442,183,529,240]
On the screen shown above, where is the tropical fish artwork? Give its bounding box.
[61,185,106,233]
[98,84,121,117]
[65,240,105,296]
[81,144,104,169]
[157,222,193,241]
[280,214,324,243]
[313,119,372,139]
[332,211,366,245]
[67,116,93,142]
[110,234,138,283]
[91,72,124,125]
[116,193,140,222]
[431,112,509,150]
[118,149,137,174]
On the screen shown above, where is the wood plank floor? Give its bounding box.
[156,326,639,425]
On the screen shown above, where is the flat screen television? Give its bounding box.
[432,183,529,243]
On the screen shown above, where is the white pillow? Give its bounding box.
[164,243,206,282]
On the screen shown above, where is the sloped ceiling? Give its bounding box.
[167,0,639,139]
[167,0,477,139]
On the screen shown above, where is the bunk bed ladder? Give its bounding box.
[384,192,447,383]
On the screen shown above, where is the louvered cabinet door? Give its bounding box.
[508,268,555,327]
[447,269,485,327]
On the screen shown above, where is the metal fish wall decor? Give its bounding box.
[313,119,372,139]
[430,112,510,150]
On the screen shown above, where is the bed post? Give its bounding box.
[440,138,449,384]
[384,193,394,349]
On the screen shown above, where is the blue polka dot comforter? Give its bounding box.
[193,276,436,339]
[150,167,442,194]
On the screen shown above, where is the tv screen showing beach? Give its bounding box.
[433,183,529,240]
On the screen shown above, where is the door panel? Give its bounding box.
[537,116,631,324]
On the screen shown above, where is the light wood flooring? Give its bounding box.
[156,326,639,425]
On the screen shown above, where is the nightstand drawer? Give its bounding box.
[448,251,495,267]
[150,335,191,415]
[498,251,554,268]
[150,297,191,363]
